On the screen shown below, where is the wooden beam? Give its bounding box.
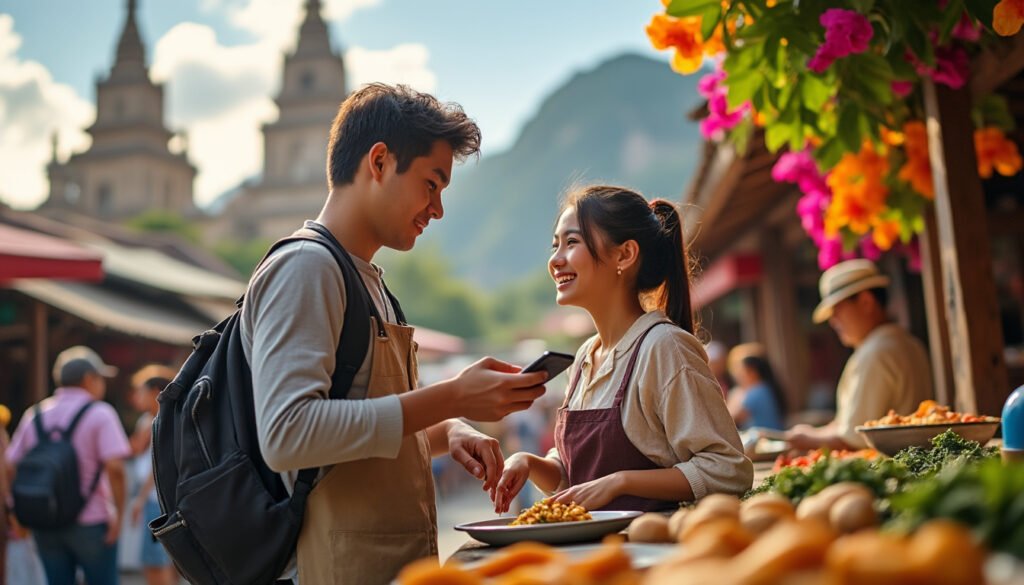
[30,300,47,405]
[757,229,809,412]
[923,80,1010,415]
[687,143,744,246]
[919,210,955,406]
[971,32,1024,100]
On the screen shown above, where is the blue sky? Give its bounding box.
[0,0,669,209]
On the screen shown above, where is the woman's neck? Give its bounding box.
[587,294,646,354]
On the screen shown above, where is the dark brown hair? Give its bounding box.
[561,185,696,333]
[131,364,176,392]
[326,83,481,189]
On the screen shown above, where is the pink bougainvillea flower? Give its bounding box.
[860,235,883,261]
[891,80,914,98]
[994,0,1024,36]
[697,63,751,140]
[952,12,982,41]
[817,236,856,270]
[807,9,873,73]
[697,69,727,98]
[914,45,970,89]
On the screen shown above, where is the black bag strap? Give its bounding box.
[31,401,103,501]
[249,221,386,499]
[381,279,407,326]
[32,401,96,444]
[63,401,96,440]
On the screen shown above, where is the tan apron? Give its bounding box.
[296,318,437,585]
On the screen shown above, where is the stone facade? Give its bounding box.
[215,0,348,241]
[43,0,196,220]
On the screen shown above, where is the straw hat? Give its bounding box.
[812,259,890,324]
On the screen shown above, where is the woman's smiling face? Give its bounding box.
[549,207,617,308]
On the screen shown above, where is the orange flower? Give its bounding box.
[870,218,902,251]
[898,121,934,199]
[825,142,890,235]
[646,14,705,74]
[880,127,904,147]
[974,127,1024,178]
[994,0,1024,36]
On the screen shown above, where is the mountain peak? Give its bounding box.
[430,52,704,287]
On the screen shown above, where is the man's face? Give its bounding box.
[372,140,454,252]
[828,293,868,347]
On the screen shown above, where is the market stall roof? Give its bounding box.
[85,239,245,300]
[0,224,103,282]
[12,279,212,346]
[413,326,466,356]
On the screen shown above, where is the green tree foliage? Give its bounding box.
[488,268,557,341]
[213,238,275,278]
[377,245,491,339]
[124,210,200,243]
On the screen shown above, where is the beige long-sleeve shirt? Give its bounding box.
[548,310,753,500]
[240,236,405,489]
[834,323,933,447]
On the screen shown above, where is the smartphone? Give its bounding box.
[521,351,575,379]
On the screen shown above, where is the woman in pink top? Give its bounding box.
[492,186,751,514]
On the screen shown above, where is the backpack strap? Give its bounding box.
[381,279,407,326]
[62,401,96,441]
[292,221,377,399]
[43,401,104,502]
[31,405,49,444]
[250,221,382,500]
[72,405,104,503]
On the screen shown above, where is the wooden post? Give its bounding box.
[919,210,955,406]
[922,80,1009,415]
[30,300,48,405]
[757,229,809,413]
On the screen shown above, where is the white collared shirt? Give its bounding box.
[549,310,753,500]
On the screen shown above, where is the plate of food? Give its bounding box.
[856,400,1000,456]
[454,500,642,546]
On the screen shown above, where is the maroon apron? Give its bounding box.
[553,322,676,512]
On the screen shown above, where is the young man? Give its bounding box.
[786,259,932,450]
[6,346,131,585]
[240,84,549,584]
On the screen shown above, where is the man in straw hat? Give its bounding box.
[786,259,932,450]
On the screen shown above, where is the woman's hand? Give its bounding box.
[493,452,531,514]
[130,496,145,526]
[550,473,623,510]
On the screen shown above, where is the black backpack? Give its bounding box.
[149,222,405,585]
[12,402,102,530]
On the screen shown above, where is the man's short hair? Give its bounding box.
[865,287,888,310]
[326,83,481,189]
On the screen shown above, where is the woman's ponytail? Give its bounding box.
[648,199,694,333]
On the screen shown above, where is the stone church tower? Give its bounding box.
[220,0,348,240]
[43,0,196,220]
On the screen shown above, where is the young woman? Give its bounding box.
[727,352,787,431]
[492,186,753,513]
[128,365,180,585]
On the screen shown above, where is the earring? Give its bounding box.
[616,267,622,276]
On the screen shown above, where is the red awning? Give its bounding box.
[692,253,762,309]
[0,224,104,282]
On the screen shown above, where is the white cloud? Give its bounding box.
[151,19,436,207]
[0,15,93,209]
[151,22,278,206]
[0,0,435,211]
[345,44,437,93]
